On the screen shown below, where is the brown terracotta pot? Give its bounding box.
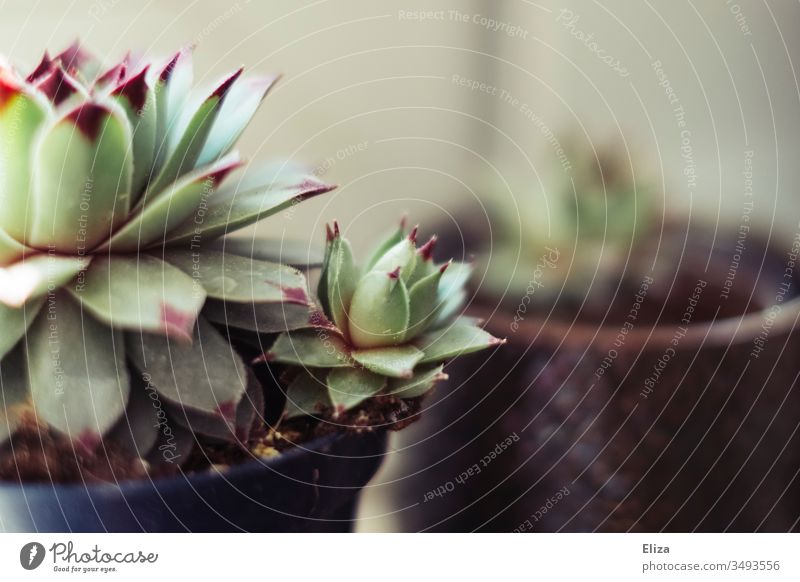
[395,222,800,532]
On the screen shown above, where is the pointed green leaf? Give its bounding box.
[0,73,51,241]
[67,255,205,341]
[127,316,248,425]
[112,66,158,197]
[406,267,443,340]
[327,367,386,412]
[151,48,193,173]
[347,270,409,348]
[351,345,423,379]
[365,221,405,271]
[149,69,241,194]
[203,300,319,334]
[163,164,335,245]
[415,320,505,364]
[28,292,129,449]
[267,330,352,368]
[0,254,90,307]
[326,234,359,331]
[385,364,447,399]
[99,152,242,252]
[0,343,32,445]
[371,236,417,282]
[284,370,332,420]
[29,102,133,253]
[208,237,325,268]
[196,74,279,166]
[161,248,309,305]
[0,298,44,360]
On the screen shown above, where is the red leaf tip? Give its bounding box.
[418,235,437,261]
[333,220,341,238]
[212,67,243,100]
[408,225,419,243]
[26,51,54,83]
[325,223,334,242]
[112,65,150,112]
[388,266,401,280]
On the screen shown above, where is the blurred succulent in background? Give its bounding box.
[480,137,655,301]
[267,220,506,418]
[0,42,334,459]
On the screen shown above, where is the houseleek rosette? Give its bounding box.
[267,220,506,418]
[0,43,335,460]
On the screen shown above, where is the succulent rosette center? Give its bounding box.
[268,219,506,417]
[0,42,335,460]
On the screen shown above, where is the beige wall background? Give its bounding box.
[3,0,797,531]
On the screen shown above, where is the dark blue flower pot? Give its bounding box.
[0,431,387,532]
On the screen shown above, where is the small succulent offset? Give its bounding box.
[268,220,506,418]
[0,43,334,458]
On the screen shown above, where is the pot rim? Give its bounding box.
[0,431,364,494]
[474,290,800,352]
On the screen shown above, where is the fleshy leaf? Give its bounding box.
[67,255,205,341]
[432,261,473,326]
[149,68,241,194]
[161,248,308,305]
[163,163,335,245]
[151,48,193,172]
[29,102,133,253]
[0,72,50,242]
[326,367,386,412]
[406,267,444,340]
[112,66,158,196]
[284,370,331,420]
[99,152,242,252]
[0,254,90,307]
[28,292,129,449]
[106,370,160,457]
[196,73,279,166]
[0,344,32,446]
[347,270,410,348]
[415,320,506,364]
[168,366,262,443]
[385,364,447,399]
[326,232,359,332]
[208,237,325,268]
[203,300,318,334]
[371,236,417,282]
[351,345,423,379]
[365,219,405,271]
[0,229,28,266]
[267,330,352,368]
[126,316,248,426]
[0,298,44,360]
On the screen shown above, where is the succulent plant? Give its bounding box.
[0,42,335,459]
[480,138,654,301]
[267,220,506,418]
